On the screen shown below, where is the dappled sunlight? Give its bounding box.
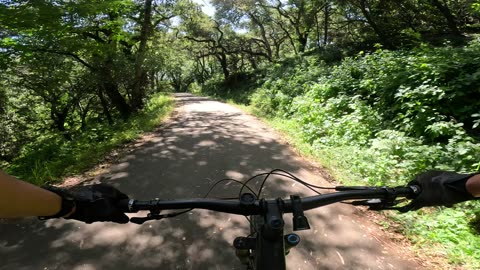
[182,100,239,113]
[225,170,244,180]
[72,263,96,270]
[192,210,249,243]
[109,172,129,181]
[197,140,217,147]
[196,160,208,166]
[110,162,130,172]
[1,94,418,270]
[186,241,214,262]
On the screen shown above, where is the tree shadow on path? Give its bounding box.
[0,93,420,270]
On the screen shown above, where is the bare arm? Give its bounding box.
[466,174,480,197]
[0,170,62,218]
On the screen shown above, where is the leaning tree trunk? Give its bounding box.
[102,79,131,120]
[358,0,395,49]
[429,0,461,35]
[98,56,132,120]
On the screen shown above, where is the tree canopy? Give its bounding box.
[1,0,479,162]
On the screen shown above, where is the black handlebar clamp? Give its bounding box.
[290,195,310,231]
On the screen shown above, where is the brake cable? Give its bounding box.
[239,169,336,199]
[130,177,260,224]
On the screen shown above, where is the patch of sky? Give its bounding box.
[191,0,215,17]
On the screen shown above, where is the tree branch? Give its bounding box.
[184,36,214,43]
[81,31,107,43]
[33,48,95,70]
[153,14,176,28]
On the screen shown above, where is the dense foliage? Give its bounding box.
[3,0,479,168]
[0,0,187,174]
[206,39,480,183]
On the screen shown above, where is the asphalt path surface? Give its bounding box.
[0,94,423,270]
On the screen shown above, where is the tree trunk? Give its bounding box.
[272,37,282,59]
[429,0,461,35]
[103,80,131,120]
[0,89,6,114]
[358,0,394,48]
[149,70,155,90]
[97,89,114,125]
[131,0,153,110]
[249,12,273,60]
[324,4,330,45]
[298,33,308,52]
[278,22,298,55]
[78,97,93,131]
[99,56,132,120]
[51,106,71,140]
[216,53,230,81]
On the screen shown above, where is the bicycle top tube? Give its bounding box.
[118,186,419,215]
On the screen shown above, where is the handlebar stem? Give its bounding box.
[254,198,287,270]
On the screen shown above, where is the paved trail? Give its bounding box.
[0,94,423,270]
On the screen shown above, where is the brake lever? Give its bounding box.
[129,208,163,224]
[350,198,409,210]
[129,209,191,224]
[336,186,378,191]
[350,199,379,206]
[130,214,165,224]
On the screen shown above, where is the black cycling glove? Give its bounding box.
[401,170,479,212]
[40,184,130,224]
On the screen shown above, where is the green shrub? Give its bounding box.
[291,95,381,146]
[5,93,174,185]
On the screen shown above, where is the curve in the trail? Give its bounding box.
[0,94,422,270]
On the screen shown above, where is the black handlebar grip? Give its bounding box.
[117,199,133,212]
[408,185,422,198]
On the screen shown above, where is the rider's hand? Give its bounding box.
[40,184,130,224]
[401,170,478,212]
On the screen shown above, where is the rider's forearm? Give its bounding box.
[466,174,480,197]
[0,170,62,218]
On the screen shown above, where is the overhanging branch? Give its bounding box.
[33,48,95,70]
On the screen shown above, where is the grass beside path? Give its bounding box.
[4,93,174,186]
[261,115,480,269]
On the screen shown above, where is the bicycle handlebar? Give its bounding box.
[116,184,421,268]
[119,185,420,216]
